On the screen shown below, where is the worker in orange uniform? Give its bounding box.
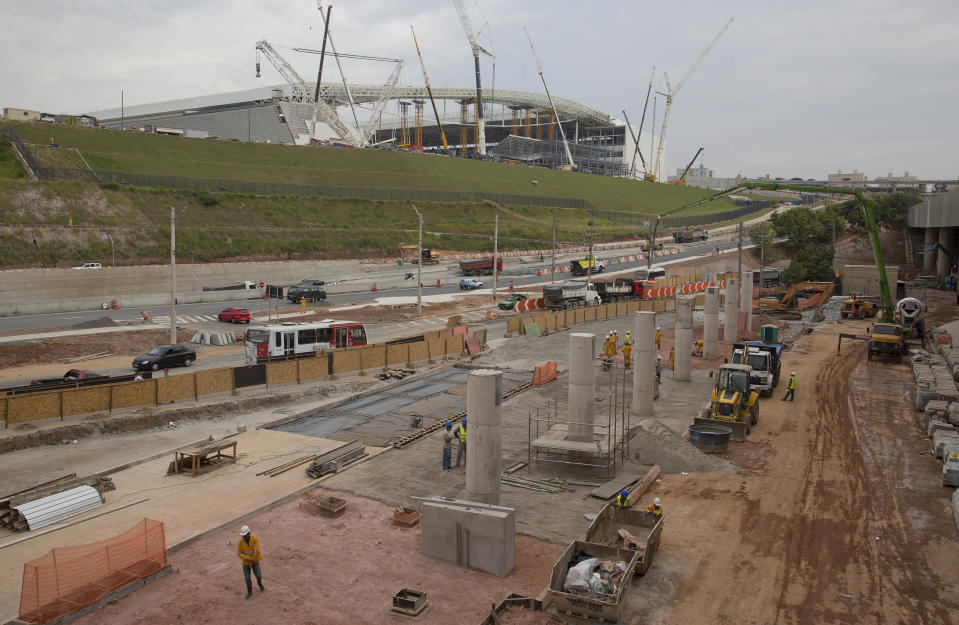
[237,525,265,598]
[603,332,618,358]
[669,345,675,370]
[644,497,663,517]
[655,326,662,350]
[695,339,703,356]
[621,341,633,369]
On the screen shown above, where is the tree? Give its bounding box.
[749,222,776,251]
[782,243,836,284]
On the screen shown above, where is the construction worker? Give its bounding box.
[655,326,662,350]
[508,280,515,294]
[616,489,630,507]
[782,372,797,401]
[611,330,619,351]
[237,525,265,598]
[644,497,663,517]
[669,345,675,371]
[621,341,633,369]
[695,339,703,356]
[455,418,467,467]
[623,330,634,347]
[603,333,617,358]
[442,422,455,470]
[655,356,662,383]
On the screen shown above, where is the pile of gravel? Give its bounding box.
[72,316,119,329]
[631,418,732,474]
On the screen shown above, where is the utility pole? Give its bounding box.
[587,220,595,283]
[551,216,557,284]
[414,205,423,317]
[759,223,765,314]
[170,207,177,345]
[492,215,498,303]
[737,221,743,285]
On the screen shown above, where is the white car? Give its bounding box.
[73,263,102,269]
[459,278,484,290]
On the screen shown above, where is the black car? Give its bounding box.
[132,344,197,371]
[287,285,327,303]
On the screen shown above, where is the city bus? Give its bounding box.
[244,320,367,362]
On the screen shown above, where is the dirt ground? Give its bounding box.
[71,488,564,625]
[0,328,204,368]
[282,293,499,325]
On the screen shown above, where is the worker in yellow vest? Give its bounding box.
[782,372,797,401]
[655,327,662,350]
[669,346,675,371]
[621,341,633,369]
[455,418,468,467]
[603,332,618,358]
[616,489,630,507]
[237,525,265,598]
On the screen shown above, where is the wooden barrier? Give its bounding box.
[427,337,445,360]
[298,356,329,381]
[266,361,298,386]
[7,391,61,424]
[62,386,111,417]
[616,302,628,317]
[332,349,361,375]
[445,335,464,356]
[157,374,196,403]
[408,341,429,364]
[196,367,234,395]
[111,380,156,411]
[386,344,408,366]
[506,317,524,335]
[363,345,387,371]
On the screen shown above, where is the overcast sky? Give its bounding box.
[3,0,957,179]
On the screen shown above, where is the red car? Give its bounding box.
[218,307,252,323]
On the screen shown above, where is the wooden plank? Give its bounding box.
[627,465,661,502]
[589,472,642,501]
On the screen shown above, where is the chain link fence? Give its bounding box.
[0,125,40,177]
[592,201,771,229]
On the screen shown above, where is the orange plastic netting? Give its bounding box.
[19,518,168,623]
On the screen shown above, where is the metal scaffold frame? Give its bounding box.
[527,364,631,480]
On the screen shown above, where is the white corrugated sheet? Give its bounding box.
[13,485,103,531]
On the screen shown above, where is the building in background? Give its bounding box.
[827,169,867,183]
[2,108,42,122]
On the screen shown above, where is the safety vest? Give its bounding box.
[616,494,629,507]
[458,425,467,444]
[788,375,796,390]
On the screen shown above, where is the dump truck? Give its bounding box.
[671,227,708,243]
[694,363,760,442]
[868,322,904,362]
[548,540,639,623]
[543,281,601,310]
[570,255,606,276]
[585,503,665,576]
[459,257,502,276]
[593,278,642,302]
[732,341,783,397]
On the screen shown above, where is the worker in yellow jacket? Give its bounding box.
[621,341,633,369]
[603,333,618,358]
[655,327,662,350]
[237,525,265,598]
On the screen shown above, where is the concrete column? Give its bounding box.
[631,311,656,417]
[674,296,694,382]
[466,369,503,505]
[724,278,739,343]
[923,227,938,273]
[740,272,754,334]
[938,227,954,278]
[704,286,719,359]
[568,333,595,442]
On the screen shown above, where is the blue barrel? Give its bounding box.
[688,424,733,453]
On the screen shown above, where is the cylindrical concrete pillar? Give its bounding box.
[938,227,954,278]
[631,312,656,416]
[704,286,719,359]
[568,333,595,442]
[924,227,938,273]
[724,278,739,343]
[674,296,693,381]
[740,272,754,334]
[466,369,503,505]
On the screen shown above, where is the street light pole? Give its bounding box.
[170,207,177,345]
[551,216,556,284]
[587,220,595,283]
[492,214,498,304]
[108,234,115,267]
[413,205,423,317]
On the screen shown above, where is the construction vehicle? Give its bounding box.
[419,248,440,265]
[593,278,644,302]
[868,323,905,362]
[671,147,704,186]
[894,296,927,338]
[841,295,879,319]
[569,255,606,276]
[732,342,783,397]
[695,363,760,442]
[672,227,708,243]
[458,256,502,276]
[543,281,601,311]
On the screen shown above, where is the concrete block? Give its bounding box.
[942,455,959,487]
[928,420,955,438]
[933,431,959,459]
[953,489,959,537]
[420,497,515,577]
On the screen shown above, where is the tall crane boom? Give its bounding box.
[653,17,733,181]
[453,0,493,156]
[411,26,449,150]
[524,27,575,170]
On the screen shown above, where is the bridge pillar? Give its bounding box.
[939,227,955,278]
[924,227,938,273]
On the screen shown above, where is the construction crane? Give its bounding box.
[653,17,733,182]
[672,147,704,185]
[411,26,449,150]
[453,0,494,156]
[625,67,655,180]
[621,109,647,180]
[316,4,361,134]
[524,27,575,170]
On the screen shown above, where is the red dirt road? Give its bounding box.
[71,489,563,625]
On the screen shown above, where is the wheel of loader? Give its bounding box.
[751,404,759,425]
[858,307,865,319]
[867,349,873,361]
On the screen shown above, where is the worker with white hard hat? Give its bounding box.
[655,326,662,350]
[782,371,797,402]
[655,355,662,382]
[645,497,664,517]
[237,525,265,598]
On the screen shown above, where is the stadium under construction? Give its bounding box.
[89,82,662,179]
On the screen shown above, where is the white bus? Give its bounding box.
[244,320,367,362]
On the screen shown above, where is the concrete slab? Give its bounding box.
[0,429,365,622]
[420,497,515,577]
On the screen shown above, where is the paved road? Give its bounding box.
[0,237,750,333]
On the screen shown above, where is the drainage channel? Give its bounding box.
[269,367,531,447]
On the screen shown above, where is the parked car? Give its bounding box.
[460,278,484,290]
[286,285,327,303]
[31,369,107,386]
[498,294,528,310]
[132,345,197,371]
[73,262,102,269]
[218,307,252,323]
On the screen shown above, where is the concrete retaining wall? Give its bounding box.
[420,497,515,577]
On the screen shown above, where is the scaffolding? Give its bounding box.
[527,362,631,480]
[398,101,411,147]
[491,135,628,176]
[413,99,424,148]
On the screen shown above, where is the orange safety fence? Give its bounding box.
[19,518,168,623]
[533,361,558,386]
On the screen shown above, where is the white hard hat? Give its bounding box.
[240,525,250,536]
[653,498,661,507]
[657,326,661,330]
[657,355,662,360]
[791,371,796,376]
